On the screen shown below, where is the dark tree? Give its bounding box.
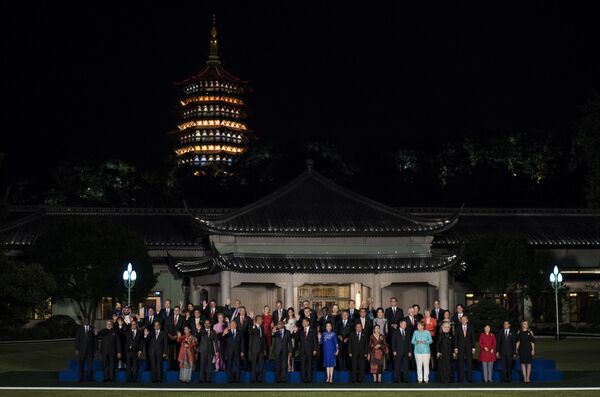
[0,255,56,329]
[30,218,157,323]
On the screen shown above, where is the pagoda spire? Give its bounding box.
[207,14,221,65]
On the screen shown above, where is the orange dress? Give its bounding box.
[176,334,198,369]
[424,317,437,337]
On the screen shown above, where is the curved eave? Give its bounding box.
[214,253,458,274]
[174,64,250,86]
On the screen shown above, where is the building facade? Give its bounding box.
[1,162,599,326]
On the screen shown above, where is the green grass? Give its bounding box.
[0,341,72,373]
[1,392,600,397]
[535,338,600,371]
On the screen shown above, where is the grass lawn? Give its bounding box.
[1,338,600,395]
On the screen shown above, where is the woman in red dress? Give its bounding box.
[478,324,497,383]
[262,305,273,353]
[176,325,197,383]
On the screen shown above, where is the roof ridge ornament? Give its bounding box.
[207,14,221,65]
[306,159,314,173]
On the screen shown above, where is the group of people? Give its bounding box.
[74,297,536,384]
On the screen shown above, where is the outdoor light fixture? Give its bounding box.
[549,265,563,341]
[122,263,137,307]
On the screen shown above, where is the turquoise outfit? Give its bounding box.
[411,329,433,354]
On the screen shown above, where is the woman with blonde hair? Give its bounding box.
[516,320,535,383]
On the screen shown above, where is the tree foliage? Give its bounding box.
[468,300,515,334]
[574,95,600,209]
[30,218,157,323]
[0,255,56,329]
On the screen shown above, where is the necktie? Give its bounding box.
[305,328,308,338]
[85,326,88,334]
[463,326,467,337]
[259,327,262,338]
[393,308,396,315]
[343,320,346,327]
[281,330,284,338]
[358,332,361,341]
[156,330,159,340]
[401,329,405,337]
[411,317,414,326]
[506,330,509,338]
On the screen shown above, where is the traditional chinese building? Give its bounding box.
[2,162,599,326]
[170,16,251,169]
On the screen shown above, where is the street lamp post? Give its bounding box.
[549,265,563,342]
[122,263,137,308]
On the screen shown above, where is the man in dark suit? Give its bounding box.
[348,322,368,383]
[229,299,242,320]
[336,310,352,371]
[158,299,173,326]
[143,307,157,330]
[391,320,412,383]
[318,308,334,333]
[188,309,203,336]
[272,300,287,325]
[451,304,466,327]
[145,320,168,382]
[355,308,373,337]
[412,304,423,323]
[295,317,318,383]
[75,318,96,382]
[385,297,404,336]
[431,300,446,324]
[224,320,244,383]
[299,300,318,324]
[197,319,216,383]
[454,315,476,382]
[205,300,219,324]
[404,307,417,337]
[248,315,267,383]
[97,320,121,382]
[347,299,359,320]
[496,320,516,383]
[166,306,185,370]
[232,306,252,369]
[124,319,143,382]
[272,321,292,383]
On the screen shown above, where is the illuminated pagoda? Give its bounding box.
[171,16,251,170]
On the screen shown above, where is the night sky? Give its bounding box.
[2,2,600,203]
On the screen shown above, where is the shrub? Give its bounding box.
[468,300,516,334]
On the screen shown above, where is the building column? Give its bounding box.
[438,270,449,310]
[190,279,202,306]
[285,278,295,310]
[220,271,231,306]
[372,274,382,309]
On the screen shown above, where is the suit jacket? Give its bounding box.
[295,327,318,356]
[385,307,404,327]
[390,328,412,356]
[146,329,169,357]
[318,314,336,333]
[347,309,360,321]
[272,309,287,325]
[451,312,467,327]
[454,323,476,352]
[496,329,516,356]
[224,330,245,359]
[188,317,204,337]
[143,315,158,330]
[248,325,267,358]
[336,318,352,340]
[75,325,96,355]
[204,306,219,324]
[158,308,173,325]
[348,331,368,357]
[97,328,121,355]
[431,308,446,324]
[272,328,292,357]
[403,316,418,337]
[166,314,185,336]
[197,328,216,355]
[125,328,143,354]
[354,316,372,336]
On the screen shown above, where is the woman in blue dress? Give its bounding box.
[320,321,339,383]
